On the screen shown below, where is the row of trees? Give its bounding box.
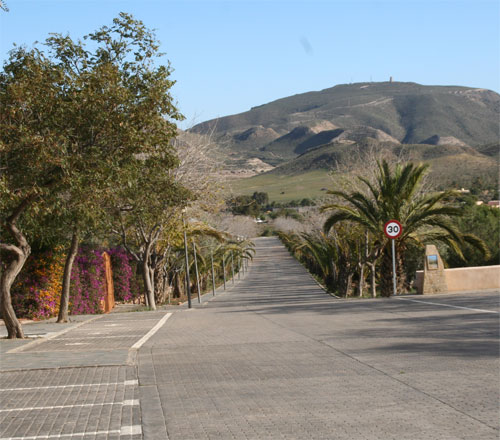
[0,14,253,338]
[279,160,490,297]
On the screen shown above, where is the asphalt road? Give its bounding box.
[1,236,498,439]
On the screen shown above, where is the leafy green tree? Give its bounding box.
[0,13,184,335]
[229,195,260,217]
[252,192,269,206]
[445,199,499,267]
[322,160,488,296]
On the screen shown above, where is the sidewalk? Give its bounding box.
[0,265,250,371]
[0,307,170,371]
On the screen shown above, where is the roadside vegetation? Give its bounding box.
[277,161,494,298]
[0,14,253,339]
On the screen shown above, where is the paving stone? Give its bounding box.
[138,237,499,440]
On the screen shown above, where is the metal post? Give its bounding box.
[222,254,226,290]
[192,240,201,303]
[392,238,397,296]
[238,257,241,280]
[182,212,192,308]
[210,249,216,296]
[231,251,235,284]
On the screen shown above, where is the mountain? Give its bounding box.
[191,81,500,169]
[229,139,499,202]
[269,138,499,187]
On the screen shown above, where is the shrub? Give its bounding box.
[108,247,141,302]
[11,248,65,319]
[11,244,142,319]
[69,246,106,315]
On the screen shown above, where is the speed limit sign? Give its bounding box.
[384,220,403,239]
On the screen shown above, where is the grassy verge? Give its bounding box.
[228,170,331,202]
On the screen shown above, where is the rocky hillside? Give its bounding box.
[191,81,500,168]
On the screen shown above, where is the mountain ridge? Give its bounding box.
[191,81,500,170]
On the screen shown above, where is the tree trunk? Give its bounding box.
[379,242,407,296]
[0,250,28,339]
[142,255,156,310]
[368,262,377,298]
[0,197,35,339]
[396,242,407,293]
[379,248,393,297]
[172,271,181,298]
[192,240,201,303]
[57,228,79,323]
[358,263,365,297]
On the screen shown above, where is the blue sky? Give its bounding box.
[1,0,498,128]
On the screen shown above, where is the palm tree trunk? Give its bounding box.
[369,262,377,297]
[358,263,365,297]
[379,247,393,297]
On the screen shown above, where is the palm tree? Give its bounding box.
[278,229,360,297]
[322,160,488,296]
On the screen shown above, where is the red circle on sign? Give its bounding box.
[384,219,403,239]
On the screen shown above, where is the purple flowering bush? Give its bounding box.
[10,244,142,319]
[108,247,141,303]
[69,246,106,315]
[11,248,64,320]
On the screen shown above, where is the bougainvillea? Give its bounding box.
[69,246,106,315]
[11,248,65,319]
[108,247,141,302]
[11,244,142,319]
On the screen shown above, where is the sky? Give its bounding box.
[1,0,499,128]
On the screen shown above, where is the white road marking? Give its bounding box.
[0,430,121,439]
[0,400,137,412]
[0,379,138,392]
[64,342,90,346]
[123,399,140,406]
[58,335,144,340]
[0,426,142,439]
[120,425,142,435]
[131,313,172,350]
[396,297,499,314]
[7,316,104,354]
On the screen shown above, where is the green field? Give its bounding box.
[228,170,332,202]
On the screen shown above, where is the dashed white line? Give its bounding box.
[0,379,138,392]
[0,400,139,412]
[123,399,140,406]
[120,425,142,435]
[396,297,499,314]
[131,312,172,350]
[7,316,104,354]
[0,426,141,439]
[58,335,144,340]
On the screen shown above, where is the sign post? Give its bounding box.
[384,220,403,296]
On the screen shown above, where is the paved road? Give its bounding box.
[139,237,499,440]
[1,236,498,439]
